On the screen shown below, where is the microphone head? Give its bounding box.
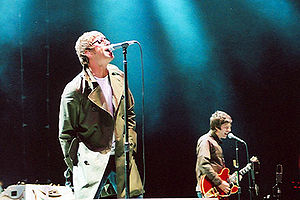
[227,133,234,139]
[227,132,246,143]
[107,45,115,52]
[107,40,138,52]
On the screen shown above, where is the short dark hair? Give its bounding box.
[210,110,232,131]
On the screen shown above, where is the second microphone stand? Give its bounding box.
[235,141,241,200]
[244,142,256,200]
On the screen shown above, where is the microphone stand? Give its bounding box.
[244,142,254,200]
[122,44,130,198]
[235,141,241,200]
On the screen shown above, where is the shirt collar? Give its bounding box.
[210,130,223,145]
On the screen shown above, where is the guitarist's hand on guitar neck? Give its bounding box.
[218,180,230,194]
[231,171,243,184]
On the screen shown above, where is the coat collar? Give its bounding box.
[82,64,124,116]
[108,67,124,112]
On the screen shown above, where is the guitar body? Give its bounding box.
[199,168,239,199]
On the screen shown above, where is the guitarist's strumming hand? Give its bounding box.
[218,180,230,194]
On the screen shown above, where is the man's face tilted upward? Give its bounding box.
[85,35,114,66]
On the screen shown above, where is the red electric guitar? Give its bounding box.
[199,156,258,199]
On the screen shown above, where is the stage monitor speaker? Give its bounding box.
[0,184,74,200]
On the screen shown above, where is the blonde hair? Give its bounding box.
[210,110,232,131]
[75,31,105,66]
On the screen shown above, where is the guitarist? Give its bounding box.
[195,110,232,198]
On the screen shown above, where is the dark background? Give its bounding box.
[0,0,299,199]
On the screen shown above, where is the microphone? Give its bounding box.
[276,164,283,184]
[108,40,137,51]
[228,133,246,143]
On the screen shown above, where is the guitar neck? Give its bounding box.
[228,163,252,183]
[239,163,252,176]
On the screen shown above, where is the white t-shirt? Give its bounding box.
[95,75,115,155]
[95,75,113,116]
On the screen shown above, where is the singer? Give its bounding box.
[58,31,144,199]
[195,110,233,198]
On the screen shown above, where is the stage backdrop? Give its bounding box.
[0,0,299,199]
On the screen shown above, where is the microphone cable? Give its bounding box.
[128,41,146,191]
[135,41,146,190]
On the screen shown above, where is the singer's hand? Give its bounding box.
[218,181,230,194]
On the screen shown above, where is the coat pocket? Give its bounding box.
[68,137,80,167]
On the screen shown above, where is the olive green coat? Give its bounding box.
[58,64,144,199]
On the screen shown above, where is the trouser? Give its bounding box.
[94,155,117,199]
[197,191,203,198]
[94,155,144,199]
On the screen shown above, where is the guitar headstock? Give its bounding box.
[250,156,259,163]
[239,156,259,176]
[250,156,260,174]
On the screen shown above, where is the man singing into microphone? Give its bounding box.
[58,31,144,199]
[195,110,232,198]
